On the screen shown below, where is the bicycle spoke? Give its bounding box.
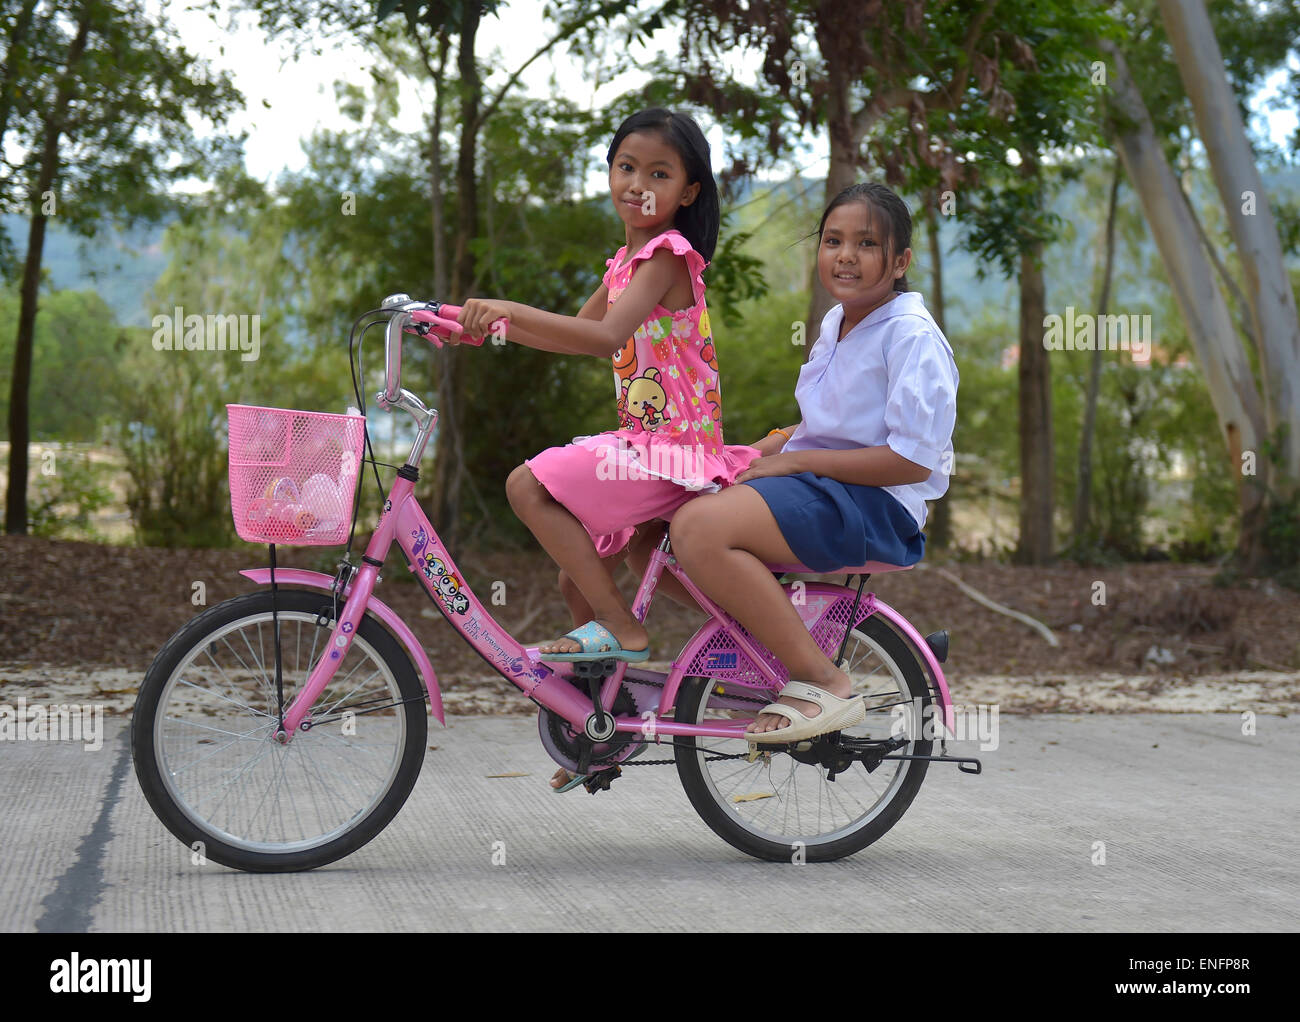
[194,647,264,716]
[317,664,386,720]
[163,719,278,775]
[687,622,930,850]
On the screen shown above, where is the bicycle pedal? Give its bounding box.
[572,658,620,680]
[582,766,621,794]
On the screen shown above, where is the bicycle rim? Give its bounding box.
[151,607,410,856]
[683,621,931,851]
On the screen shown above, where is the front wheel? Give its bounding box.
[131,590,428,872]
[674,614,932,862]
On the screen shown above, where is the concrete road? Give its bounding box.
[3,712,1296,932]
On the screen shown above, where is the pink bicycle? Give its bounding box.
[131,294,980,871]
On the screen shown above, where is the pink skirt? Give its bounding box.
[526,431,759,557]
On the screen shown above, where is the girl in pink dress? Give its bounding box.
[456,108,758,673]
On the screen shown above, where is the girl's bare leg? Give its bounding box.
[506,464,648,656]
[547,522,699,788]
[668,486,855,734]
[547,548,631,789]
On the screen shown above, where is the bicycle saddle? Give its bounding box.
[763,560,914,575]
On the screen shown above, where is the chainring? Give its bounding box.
[537,680,651,773]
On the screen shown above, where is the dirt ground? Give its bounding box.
[2,535,1298,715]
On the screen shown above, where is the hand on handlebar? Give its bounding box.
[391,297,507,348]
[455,298,511,345]
[407,307,475,347]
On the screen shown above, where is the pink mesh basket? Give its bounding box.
[227,404,366,546]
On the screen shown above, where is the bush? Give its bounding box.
[27,446,115,540]
[109,327,234,548]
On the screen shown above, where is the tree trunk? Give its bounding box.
[922,192,952,550]
[430,3,481,542]
[1100,39,1267,567]
[1158,0,1300,495]
[5,3,93,535]
[1015,217,1054,565]
[430,28,448,298]
[1181,183,1258,361]
[1074,159,1121,540]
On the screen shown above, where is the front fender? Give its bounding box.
[239,568,444,725]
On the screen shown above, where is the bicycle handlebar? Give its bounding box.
[376,294,508,408]
[426,303,508,343]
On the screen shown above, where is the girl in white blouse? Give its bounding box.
[670,182,959,743]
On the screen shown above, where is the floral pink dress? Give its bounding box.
[525,229,758,556]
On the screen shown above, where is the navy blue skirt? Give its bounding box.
[743,472,924,572]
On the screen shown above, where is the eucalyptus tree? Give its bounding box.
[1099,0,1300,570]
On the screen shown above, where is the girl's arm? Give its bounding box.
[486,283,611,355]
[750,424,802,457]
[738,445,930,485]
[457,249,683,357]
[738,444,930,483]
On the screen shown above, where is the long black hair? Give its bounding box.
[816,182,913,293]
[606,108,720,262]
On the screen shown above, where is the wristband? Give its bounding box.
[767,428,791,441]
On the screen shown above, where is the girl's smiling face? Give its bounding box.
[818,200,911,318]
[609,130,700,231]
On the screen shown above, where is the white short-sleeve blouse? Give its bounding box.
[782,291,959,529]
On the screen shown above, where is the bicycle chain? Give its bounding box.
[607,741,760,767]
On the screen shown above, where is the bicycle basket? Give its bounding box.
[227,404,366,546]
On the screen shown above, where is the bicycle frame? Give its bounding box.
[260,301,956,744]
[263,473,752,741]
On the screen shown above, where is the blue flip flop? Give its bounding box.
[537,620,650,663]
[552,771,588,793]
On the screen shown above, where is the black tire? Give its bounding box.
[131,590,427,872]
[674,613,933,862]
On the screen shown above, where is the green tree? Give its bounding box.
[0,287,122,441]
[1100,0,1300,572]
[3,0,242,534]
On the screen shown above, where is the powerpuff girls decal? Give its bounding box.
[410,527,469,614]
[420,550,469,615]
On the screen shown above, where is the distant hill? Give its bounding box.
[732,163,1300,327]
[1,213,171,327]
[3,164,1296,331]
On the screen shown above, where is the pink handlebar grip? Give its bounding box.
[436,303,509,342]
[407,307,484,347]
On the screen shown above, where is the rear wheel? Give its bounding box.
[674,614,932,862]
[131,590,427,872]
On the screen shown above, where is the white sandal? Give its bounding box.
[745,680,866,744]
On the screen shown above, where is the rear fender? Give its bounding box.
[667,583,953,731]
